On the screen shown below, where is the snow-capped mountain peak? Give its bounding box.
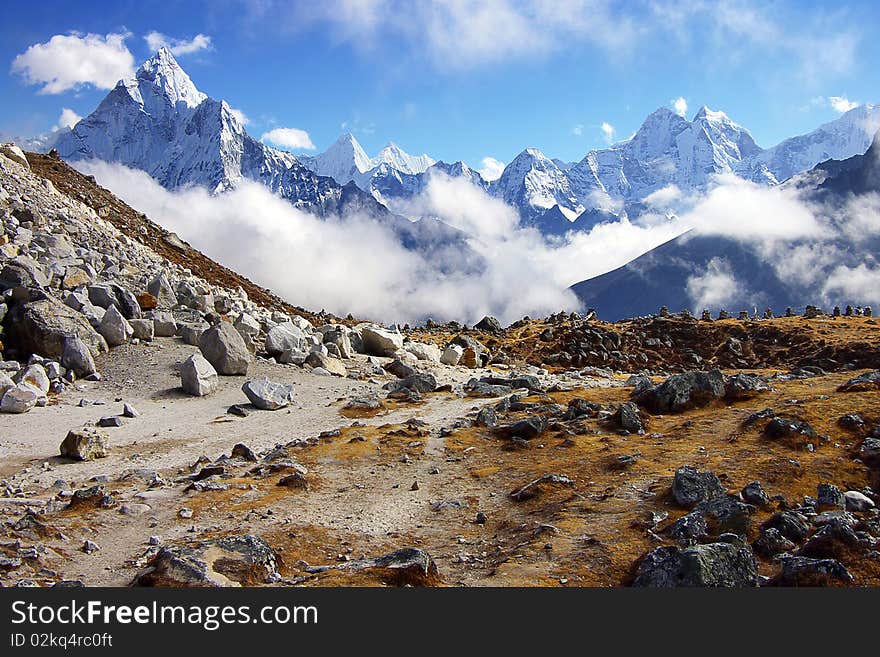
[371,142,436,174]
[134,47,206,110]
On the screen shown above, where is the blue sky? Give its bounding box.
[2,0,879,175]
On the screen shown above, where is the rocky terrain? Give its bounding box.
[1,144,879,588]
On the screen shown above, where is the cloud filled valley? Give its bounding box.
[78,155,880,325]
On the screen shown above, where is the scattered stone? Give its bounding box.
[132,535,280,587]
[180,353,218,397]
[59,427,109,461]
[384,373,438,394]
[741,481,770,507]
[1,384,39,414]
[764,417,817,441]
[768,556,853,586]
[303,547,440,587]
[440,344,464,366]
[82,540,100,554]
[612,401,645,433]
[199,322,249,375]
[844,490,875,512]
[509,474,574,502]
[635,370,725,414]
[97,416,123,428]
[98,304,134,347]
[384,359,416,379]
[752,527,796,558]
[360,325,404,356]
[228,404,250,417]
[265,322,306,357]
[231,443,258,461]
[672,465,725,508]
[837,370,880,392]
[474,406,498,428]
[242,377,294,410]
[633,538,759,587]
[305,351,346,377]
[474,315,503,333]
[761,510,811,543]
[277,473,309,489]
[725,373,772,400]
[129,318,154,341]
[122,403,139,418]
[816,483,845,511]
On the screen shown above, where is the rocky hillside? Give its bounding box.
[1,142,879,588]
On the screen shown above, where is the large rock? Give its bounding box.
[19,364,49,395]
[837,370,880,392]
[1,383,40,413]
[725,373,772,400]
[242,378,294,410]
[98,304,133,347]
[151,311,178,337]
[361,325,404,356]
[635,370,726,414]
[440,344,464,366]
[146,272,177,308]
[199,323,249,375]
[1,143,29,168]
[180,354,218,396]
[322,329,352,359]
[60,427,109,461]
[305,352,346,377]
[405,341,441,362]
[0,372,14,398]
[132,535,281,587]
[303,547,440,587]
[672,465,725,508]
[265,322,307,357]
[61,337,97,377]
[384,372,438,394]
[4,297,107,360]
[633,539,759,587]
[768,556,853,586]
[129,319,154,341]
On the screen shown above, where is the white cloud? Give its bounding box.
[642,184,682,207]
[55,108,82,131]
[228,107,250,125]
[686,257,739,310]
[600,121,615,143]
[572,124,584,136]
[477,156,505,181]
[260,127,316,150]
[11,32,134,94]
[672,96,688,117]
[144,32,212,56]
[828,95,858,113]
[823,264,880,305]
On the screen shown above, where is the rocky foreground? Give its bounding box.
[1,145,879,587]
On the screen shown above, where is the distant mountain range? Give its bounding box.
[21,48,880,321]
[570,132,880,319]
[33,48,879,238]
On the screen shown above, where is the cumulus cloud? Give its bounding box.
[11,32,134,94]
[55,108,82,131]
[828,95,859,113]
[600,122,615,143]
[144,32,212,56]
[477,157,505,181]
[672,96,688,117]
[74,160,696,324]
[686,257,739,310]
[642,184,682,208]
[823,264,880,305]
[260,127,315,150]
[228,107,250,125]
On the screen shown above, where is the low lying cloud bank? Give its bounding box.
[77,159,880,324]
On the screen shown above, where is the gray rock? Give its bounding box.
[361,325,404,356]
[122,403,139,418]
[242,377,294,410]
[613,401,644,433]
[147,273,177,308]
[633,539,759,587]
[741,481,770,507]
[384,372,438,394]
[61,337,96,377]
[672,465,725,508]
[129,319,154,341]
[0,372,14,398]
[635,370,726,413]
[179,353,218,396]
[60,427,109,461]
[440,344,464,366]
[474,315,503,333]
[132,535,280,587]
[752,527,796,558]
[19,364,49,395]
[844,490,875,512]
[837,370,880,392]
[1,383,40,413]
[769,556,853,586]
[384,359,416,379]
[265,322,306,357]
[199,322,249,375]
[725,373,772,400]
[761,510,811,543]
[304,352,346,377]
[98,304,133,347]
[5,297,107,361]
[816,483,845,510]
[178,322,207,346]
[151,311,178,337]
